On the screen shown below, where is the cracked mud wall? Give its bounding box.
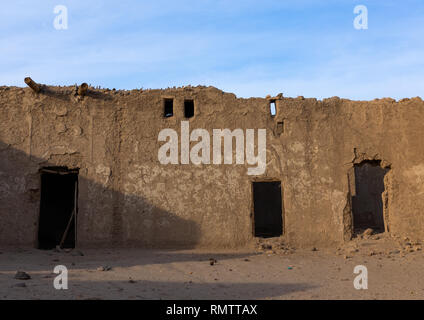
[273,96,424,246]
[0,85,423,248]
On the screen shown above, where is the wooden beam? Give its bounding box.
[24,77,41,93]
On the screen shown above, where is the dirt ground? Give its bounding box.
[1,233,423,300]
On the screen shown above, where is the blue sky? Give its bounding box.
[1,0,423,99]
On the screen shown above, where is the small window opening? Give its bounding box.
[38,167,78,250]
[164,98,174,118]
[352,160,389,235]
[253,181,283,238]
[184,99,194,118]
[270,101,276,117]
[277,121,284,135]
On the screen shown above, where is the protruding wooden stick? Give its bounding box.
[59,209,75,249]
[77,83,88,96]
[24,77,41,93]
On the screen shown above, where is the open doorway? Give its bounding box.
[352,160,389,234]
[253,181,283,238]
[38,167,78,249]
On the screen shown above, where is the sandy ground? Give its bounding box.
[1,234,423,300]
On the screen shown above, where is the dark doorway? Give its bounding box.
[253,181,283,237]
[352,160,388,233]
[38,167,78,249]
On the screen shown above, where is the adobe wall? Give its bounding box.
[0,84,423,248]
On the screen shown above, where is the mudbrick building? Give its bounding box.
[1,81,423,249]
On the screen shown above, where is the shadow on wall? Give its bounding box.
[0,140,201,249]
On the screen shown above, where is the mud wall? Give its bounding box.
[0,85,423,248]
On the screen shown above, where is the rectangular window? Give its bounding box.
[184,99,194,118]
[164,98,174,118]
[270,101,276,117]
[277,121,284,135]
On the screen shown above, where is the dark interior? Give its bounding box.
[184,99,194,118]
[253,181,283,238]
[38,168,78,249]
[352,160,388,233]
[164,98,174,117]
